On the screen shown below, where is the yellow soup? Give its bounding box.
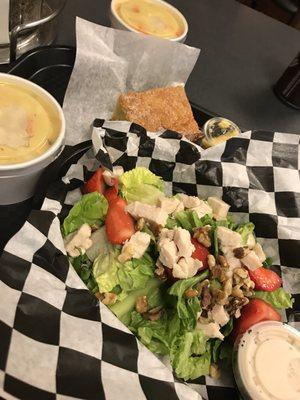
[115,0,185,39]
[0,81,61,165]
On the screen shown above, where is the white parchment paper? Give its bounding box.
[63,18,200,145]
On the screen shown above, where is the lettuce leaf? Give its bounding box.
[253,288,294,309]
[119,167,164,205]
[109,278,163,325]
[117,253,155,292]
[170,330,211,381]
[70,252,98,293]
[168,271,209,329]
[129,311,173,356]
[93,250,120,293]
[235,222,255,245]
[62,192,108,236]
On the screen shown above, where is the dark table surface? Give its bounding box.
[52,0,300,133]
[1,0,299,132]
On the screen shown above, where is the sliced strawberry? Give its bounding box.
[248,267,282,292]
[104,186,119,202]
[231,298,281,342]
[82,168,105,194]
[191,238,209,269]
[105,196,135,244]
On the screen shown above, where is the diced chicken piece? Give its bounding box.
[173,200,185,214]
[207,197,230,220]
[126,201,168,227]
[118,231,151,262]
[64,223,92,257]
[241,250,262,270]
[172,257,202,279]
[196,322,224,340]
[173,227,195,258]
[102,166,124,186]
[225,250,242,277]
[159,228,174,241]
[247,233,256,249]
[181,194,201,209]
[191,200,213,219]
[253,243,266,263]
[217,226,242,251]
[211,304,230,327]
[158,197,180,214]
[159,239,178,269]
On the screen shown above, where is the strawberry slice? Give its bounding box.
[191,238,209,269]
[82,168,105,194]
[231,298,281,342]
[248,267,282,292]
[105,196,135,244]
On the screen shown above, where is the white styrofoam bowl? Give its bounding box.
[0,73,65,205]
[110,0,188,43]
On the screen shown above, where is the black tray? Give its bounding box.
[0,45,215,252]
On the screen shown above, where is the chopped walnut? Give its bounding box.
[223,278,233,296]
[95,292,104,300]
[226,297,249,316]
[135,218,145,231]
[201,285,212,309]
[215,289,228,306]
[234,267,248,279]
[232,285,244,298]
[217,255,228,268]
[207,254,216,269]
[185,288,199,298]
[148,222,163,236]
[102,292,117,305]
[210,363,221,380]
[155,261,167,280]
[194,227,211,248]
[135,296,148,314]
[144,306,164,321]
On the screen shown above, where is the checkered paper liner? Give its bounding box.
[0,121,299,400]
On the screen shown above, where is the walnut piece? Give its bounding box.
[194,227,211,248]
[207,254,216,268]
[184,288,199,298]
[102,292,117,305]
[136,296,148,314]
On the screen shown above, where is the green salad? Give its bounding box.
[62,166,293,381]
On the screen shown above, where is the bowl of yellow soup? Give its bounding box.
[0,73,65,205]
[110,0,188,42]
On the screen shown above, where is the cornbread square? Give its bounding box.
[112,86,201,141]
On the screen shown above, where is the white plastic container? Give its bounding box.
[110,0,188,43]
[0,73,65,205]
[233,321,300,400]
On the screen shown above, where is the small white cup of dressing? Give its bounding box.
[110,0,188,43]
[233,321,300,400]
[0,73,65,205]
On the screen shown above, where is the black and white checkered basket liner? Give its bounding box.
[0,120,299,400]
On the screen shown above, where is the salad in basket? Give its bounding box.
[62,166,294,381]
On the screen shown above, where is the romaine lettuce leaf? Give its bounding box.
[93,250,120,293]
[70,252,98,293]
[117,253,155,292]
[253,288,294,309]
[119,167,164,205]
[129,311,171,355]
[235,222,255,245]
[170,330,211,381]
[168,271,209,329]
[62,192,108,236]
[109,278,163,324]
